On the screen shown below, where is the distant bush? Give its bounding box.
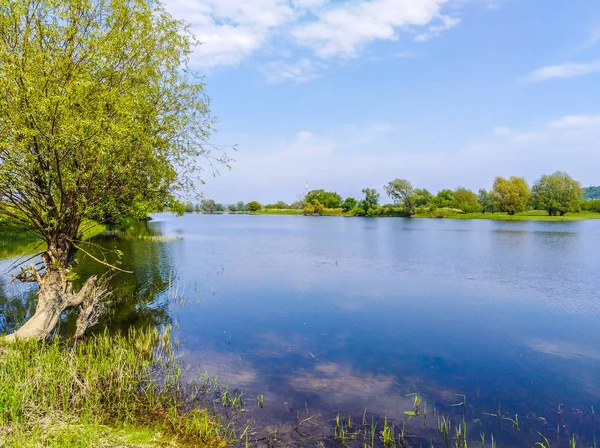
[265,201,290,209]
[290,200,305,210]
[344,206,361,216]
[246,201,262,212]
[366,205,385,216]
[582,199,600,212]
[303,199,324,216]
[415,207,456,219]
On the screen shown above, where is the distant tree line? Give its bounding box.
[583,186,600,200]
[187,173,599,217]
[299,172,596,217]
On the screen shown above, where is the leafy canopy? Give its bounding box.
[452,187,479,213]
[583,186,600,200]
[491,177,531,215]
[0,0,229,262]
[433,189,454,208]
[246,201,262,212]
[384,179,415,215]
[341,197,358,212]
[477,189,494,213]
[305,190,342,209]
[360,188,380,213]
[532,171,583,216]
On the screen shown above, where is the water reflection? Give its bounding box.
[0,220,174,336]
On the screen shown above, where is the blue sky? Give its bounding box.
[166,0,600,204]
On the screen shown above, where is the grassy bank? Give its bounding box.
[412,209,600,221]
[256,208,303,215]
[0,219,107,259]
[0,328,231,448]
[254,208,600,221]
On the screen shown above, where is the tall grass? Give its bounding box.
[0,327,228,447]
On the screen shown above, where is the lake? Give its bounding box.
[2,213,600,447]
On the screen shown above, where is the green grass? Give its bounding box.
[414,210,600,221]
[257,208,303,215]
[0,327,229,447]
[0,219,107,259]
[257,208,600,221]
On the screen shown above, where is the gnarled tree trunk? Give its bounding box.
[6,236,109,341]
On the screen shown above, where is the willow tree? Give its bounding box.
[532,171,583,216]
[0,0,229,340]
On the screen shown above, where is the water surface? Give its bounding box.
[2,214,599,446]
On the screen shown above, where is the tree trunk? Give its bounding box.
[5,268,102,341]
[6,231,109,341]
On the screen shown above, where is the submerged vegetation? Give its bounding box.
[328,393,598,448]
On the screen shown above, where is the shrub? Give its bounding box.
[246,201,262,212]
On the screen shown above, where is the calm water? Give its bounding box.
[2,214,600,446]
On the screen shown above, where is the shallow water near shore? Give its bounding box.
[1,213,600,446]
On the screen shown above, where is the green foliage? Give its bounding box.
[227,203,238,212]
[491,176,531,215]
[414,189,433,207]
[0,0,229,269]
[236,201,246,212]
[246,201,262,212]
[583,186,600,200]
[478,189,494,213]
[452,187,480,213]
[433,189,454,208]
[265,201,290,210]
[305,190,342,208]
[360,188,380,214]
[366,205,384,216]
[200,199,217,214]
[384,179,416,215]
[341,197,358,212]
[303,199,325,216]
[532,171,583,216]
[581,199,600,212]
[290,200,306,210]
[0,328,228,447]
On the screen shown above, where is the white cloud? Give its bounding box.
[292,0,454,58]
[292,0,327,8]
[263,58,325,83]
[166,0,459,74]
[546,114,600,129]
[415,15,460,42]
[523,60,600,82]
[167,0,295,68]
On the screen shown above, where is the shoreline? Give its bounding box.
[249,209,600,221]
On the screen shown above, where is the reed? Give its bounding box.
[0,327,230,447]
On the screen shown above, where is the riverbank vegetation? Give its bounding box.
[193,173,599,221]
[0,327,232,447]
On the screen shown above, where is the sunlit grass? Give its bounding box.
[0,328,229,447]
[414,210,600,221]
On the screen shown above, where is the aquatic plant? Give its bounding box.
[381,417,395,447]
